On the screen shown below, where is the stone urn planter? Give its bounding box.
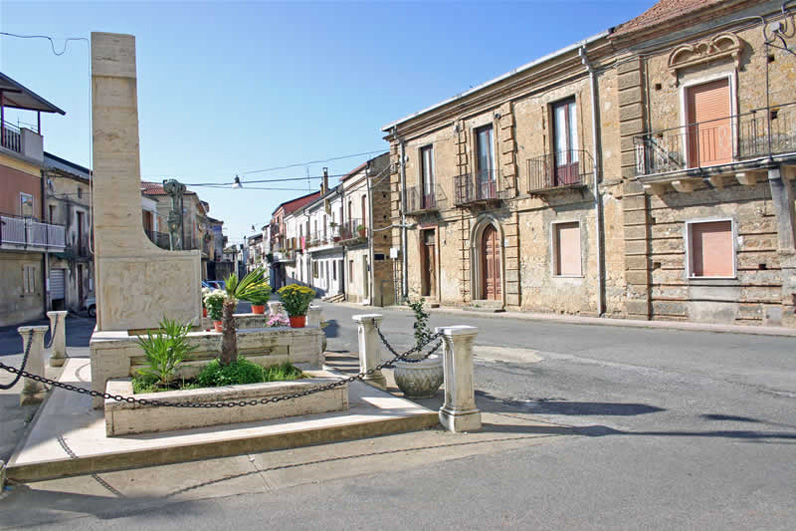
[393,354,443,399]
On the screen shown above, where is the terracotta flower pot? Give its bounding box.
[213,320,223,333]
[203,308,208,318]
[251,304,266,314]
[289,316,306,328]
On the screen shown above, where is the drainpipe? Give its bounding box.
[397,128,408,302]
[580,45,606,317]
[366,162,375,305]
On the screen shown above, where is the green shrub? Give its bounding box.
[196,358,264,387]
[407,298,432,349]
[195,358,303,387]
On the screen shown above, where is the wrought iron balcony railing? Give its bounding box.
[406,185,446,213]
[634,103,796,176]
[0,212,65,250]
[527,149,593,193]
[338,218,367,242]
[454,169,504,206]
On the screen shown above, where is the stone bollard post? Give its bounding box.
[17,325,49,405]
[307,304,323,327]
[47,310,68,367]
[267,301,285,319]
[437,325,481,433]
[352,314,387,390]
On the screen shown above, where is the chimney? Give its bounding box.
[322,167,329,195]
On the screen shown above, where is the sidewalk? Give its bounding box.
[329,301,796,338]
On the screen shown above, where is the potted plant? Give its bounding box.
[277,284,316,328]
[357,224,366,238]
[247,287,271,315]
[204,290,225,332]
[394,298,443,398]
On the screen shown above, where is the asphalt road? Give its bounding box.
[7,303,796,529]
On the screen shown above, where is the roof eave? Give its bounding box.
[381,30,610,133]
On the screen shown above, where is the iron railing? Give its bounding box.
[454,169,504,206]
[527,149,593,192]
[338,218,367,242]
[0,212,65,249]
[634,103,796,176]
[1,123,22,153]
[406,185,446,213]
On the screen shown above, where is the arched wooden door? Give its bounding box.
[481,225,501,300]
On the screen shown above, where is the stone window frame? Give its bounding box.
[684,217,738,280]
[677,70,738,169]
[550,220,584,278]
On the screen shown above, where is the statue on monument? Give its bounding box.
[163,179,186,250]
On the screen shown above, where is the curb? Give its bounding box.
[323,301,796,338]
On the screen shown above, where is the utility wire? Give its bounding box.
[0,32,88,55]
[241,149,386,175]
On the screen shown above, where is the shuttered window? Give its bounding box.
[554,222,582,276]
[689,220,734,277]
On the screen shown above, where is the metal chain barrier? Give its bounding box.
[0,329,443,408]
[0,330,34,390]
[375,325,443,363]
[44,314,59,350]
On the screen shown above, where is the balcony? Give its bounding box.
[406,185,446,214]
[527,150,592,195]
[1,123,21,152]
[0,213,65,251]
[634,103,796,189]
[454,169,505,207]
[338,218,367,243]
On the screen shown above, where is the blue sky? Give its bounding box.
[1,0,655,243]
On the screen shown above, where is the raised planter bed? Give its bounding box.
[104,370,348,436]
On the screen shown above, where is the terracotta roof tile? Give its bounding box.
[613,0,729,36]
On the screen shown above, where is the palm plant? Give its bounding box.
[220,267,271,365]
[136,317,197,388]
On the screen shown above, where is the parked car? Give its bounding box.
[83,296,96,318]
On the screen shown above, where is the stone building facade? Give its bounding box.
[613,0,796,327]
[43,152,94,313]
[383,0,796,327]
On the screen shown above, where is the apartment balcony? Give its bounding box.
[338,218,367,244]
[0,213,65,251]
[406,185,446,214]
[1,123,44,162]
[454,169,506,207]
[527,149,592,196]
[634,103,796,193]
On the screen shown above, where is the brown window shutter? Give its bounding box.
[691,220,733,277]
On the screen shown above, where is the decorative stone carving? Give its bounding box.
[668,33,744,80]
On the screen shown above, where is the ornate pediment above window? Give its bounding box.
[668,33,744,81]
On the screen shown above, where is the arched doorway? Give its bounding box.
[480,224,501,300]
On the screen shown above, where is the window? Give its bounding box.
[313,261,318,278]
[333,261,337,281]
[553,222,582,276]
[20,193,35,218]
[475,125,494,183]
[688,220,734,277]
[49,205,56,223]
[552,98,579,185]
[420,145,435,206]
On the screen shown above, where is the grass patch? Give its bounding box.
[131,358,303,394]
